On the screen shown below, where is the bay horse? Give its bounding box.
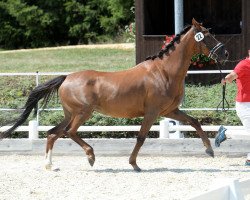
[1,19,228,171]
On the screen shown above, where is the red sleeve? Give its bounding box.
[234,60,246,78]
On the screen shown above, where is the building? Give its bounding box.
[135,0,250,70]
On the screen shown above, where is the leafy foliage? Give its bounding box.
[0,0,134,49]
[190,54,216,68]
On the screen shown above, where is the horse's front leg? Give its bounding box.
[165,109,214,157]
[129,113,158,172]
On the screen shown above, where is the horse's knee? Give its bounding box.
[47,133,57,142]
[65,128,75,137]
[137,136,146,144]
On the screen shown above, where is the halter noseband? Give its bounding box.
[208,42,224,60]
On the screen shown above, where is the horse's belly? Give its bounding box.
[95,102,144,118]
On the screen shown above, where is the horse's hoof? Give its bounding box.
[131,164,142,172]
[45,163,52,170]
[205,147,214,158]
[88,155,95,167]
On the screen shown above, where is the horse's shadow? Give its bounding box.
[90,167,250,174]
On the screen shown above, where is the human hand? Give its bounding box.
[221,78,226,85]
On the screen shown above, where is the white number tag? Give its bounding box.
[194,32,204,42]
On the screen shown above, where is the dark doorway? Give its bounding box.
[184,0,242,34]
[143,0,174,35]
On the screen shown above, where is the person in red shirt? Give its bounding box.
[215,49,250,166]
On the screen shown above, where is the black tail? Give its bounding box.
[0,75,67,138]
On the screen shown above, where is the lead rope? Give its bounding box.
[216,82,230,111]
[216,62,230,111]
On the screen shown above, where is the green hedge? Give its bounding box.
[0,0,134,49]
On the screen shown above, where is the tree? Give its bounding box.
[0,0,135,49]
[100,0,134,35]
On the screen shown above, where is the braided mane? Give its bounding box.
[145,25,192,61]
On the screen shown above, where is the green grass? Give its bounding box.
[0,47,135,72]
[182,83,240,125]
[182,83,237,109]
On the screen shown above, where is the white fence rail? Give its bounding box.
[0,119,246,140]
[1,70,243,140]
[189,178,250,200]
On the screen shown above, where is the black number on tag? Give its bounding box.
[194,32,204,42]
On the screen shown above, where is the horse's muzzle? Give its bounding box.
[209,43,228,64]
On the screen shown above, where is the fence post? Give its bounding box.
[29,120,38,140]
[160,118,169,138]
[170,120,184,139]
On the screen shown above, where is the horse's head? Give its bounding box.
[192,18,228,64]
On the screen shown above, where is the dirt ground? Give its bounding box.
[0,154,250,200]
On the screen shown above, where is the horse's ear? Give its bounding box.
[192,18,202,30]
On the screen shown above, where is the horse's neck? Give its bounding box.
[162,30,196,82]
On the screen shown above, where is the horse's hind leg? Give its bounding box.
[45,118,70,170]
[66,112,95,166]
[166,109,214,157]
